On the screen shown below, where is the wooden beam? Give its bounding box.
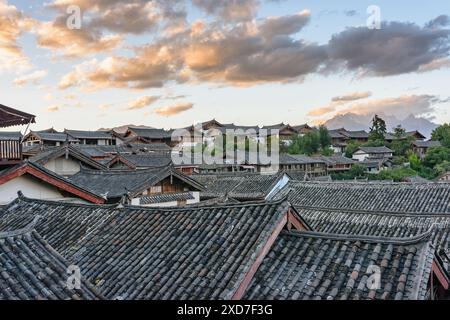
[231,214,288,300]
[432,260,449,290]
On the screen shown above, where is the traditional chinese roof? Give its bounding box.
[355,146,394,154]
[110,154,172,169]
[0,195,116,253]
[0,104,35,128]
[0,131,22,141]
[65,130,113,140]
[139,192,195,205]
[25,131,79,143]
[70,166,204,199]
[29,145,107,170]
[295,207,450,251]
[0,224,103,300]
[245,230,434,300]
[126,127,172,140]
[279,154,326,165]
[412,140,442,148]
[340,130,369,139]
[0,162,106,204]
[314,155,356,166]
[67,199,295,299]
[192,172,287,200]
[273,181,450,214]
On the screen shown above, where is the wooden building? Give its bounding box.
[0,104,35,167]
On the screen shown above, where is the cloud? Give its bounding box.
[154,102,193,116]
[46,105,60,112]
[126,96,160,110]
[0,1,34,71]
[308,93,447,121]
[328,19,450,76]
[59,13,326,89]
[339,95,444,119]
[36,17,122,58]
[417,57,450,72]
[308,91,372,117]
[307,106,335,117]
[259,10,311,39]
[48,0,187,37]
[13,70,47,86]
[331,91,372,102]
[193,0,259,21]
[88,2,160,34]
[98,104,112,110]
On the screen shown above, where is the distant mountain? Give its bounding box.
[99,124,154,134]
[324,113,438,138]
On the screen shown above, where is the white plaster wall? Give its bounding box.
[44,157,81,176]
[0,175,68,204]
[352,152,368,162]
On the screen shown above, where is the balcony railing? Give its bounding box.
[0,139,22,164]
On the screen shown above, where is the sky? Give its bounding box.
[0,0,449,131]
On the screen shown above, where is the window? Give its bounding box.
[150,186,162,194]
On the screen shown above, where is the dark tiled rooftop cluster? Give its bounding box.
[0,226,102,300]
[297,208,450,254]
[192,173,284,200]
[0,197,115,254]
[66,200,291,299]
[139,192,195,205]
[275,181,450,213]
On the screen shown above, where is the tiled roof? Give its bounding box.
[296,207,449,254]
[117,154,172,168]
[341,130,369,139]
[280,154,326,165]
[356,146,394,154]
[0,131,22,141]
[192,173,285,200]
[29,145,107,170]
[273,181,450,213]
[0,224,103,300]
[0,195,115,253]
[0,162,106,204]
[65,130,113,140]
[128,127,172,139]
[285,171,308,181]
[139,192,195,205]
[315,155,356,166]
[127,143,171,153]
[0,104,35,128]
[245,230,434,300]
[69,166,203,199]
[30,131,79,142]
[62,199,293,299]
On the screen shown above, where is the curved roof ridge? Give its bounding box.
[282,228,435,245]
[16,191,116,209]
[294,205,450,217]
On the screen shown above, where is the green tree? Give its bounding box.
[288,131,321,156]
[345,140,362,158]
[321,147,334,156]
[318,126,332,150]
[369,114,387,142]
[431,123,450,148]
[389,125,414,156]
[348,163,366,177]
[423,146,450,169]
[408,152,421,171]
[371,167,418,182]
